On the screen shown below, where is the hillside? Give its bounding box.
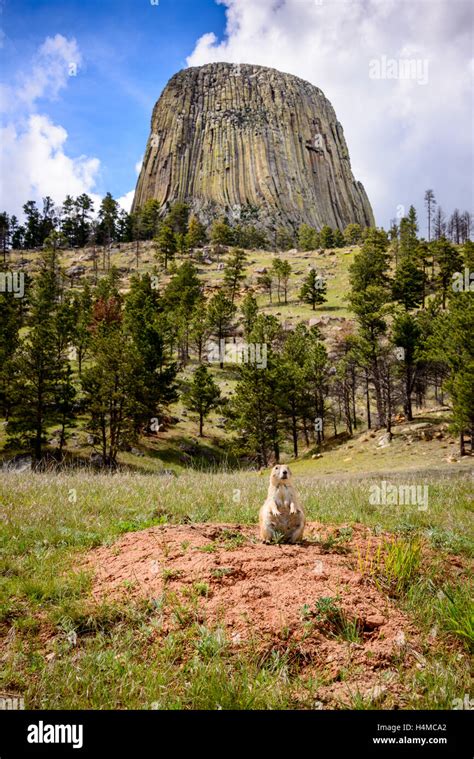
[2,238,472,475]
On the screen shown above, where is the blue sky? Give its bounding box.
[1,0,227,208]
[1,0,473,231]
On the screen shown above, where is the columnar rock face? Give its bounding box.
[132,63,375,232]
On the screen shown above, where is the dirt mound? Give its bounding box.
[84,522,423,706]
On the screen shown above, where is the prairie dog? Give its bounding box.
[259,465,305,544]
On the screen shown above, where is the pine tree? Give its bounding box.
[392,258,425,310]
[175,232,188,256]
[22,201,42,248]
[277,324,309,457]
[10,216,23,250]
[75,194,94,247]
[117,209,133,244]
[0,213,10,263]
[298,224,319,251]
[7,252,69,463]
[183,365,221,436]
[189,298,211,363]
[161,261,203,363]
[210,218,234,247]
[231,315,283,465]
[425,292,473,454]
[123,273,177,431]
[81,329,147,467]
[332,331,359,436]
[392,312,423,420]
[399,206,418,260]
[0,280,22,418]
[462,240,474,269]
[349,274,391,428]
[224,248,247,306]
[299,269,327,310]
[98,193,119,249]
[167,202,189,236]
[279,260,292,304]
[275,226,295,252]
[185,215,207,250]
[140,199,161,239]
[343,223,362,245]
[40,196,58,243]
[319,225,335,249]
[433,237,463,308]
[154,224,177,270]
[162,261,202,313]
[61,195,77,246]
[433,206,446,240]
[206,291,236,368]
[241,292,259,337]
[233,224,267,250]
[349,228,390,291]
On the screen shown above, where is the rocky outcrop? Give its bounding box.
[132,63,375,232]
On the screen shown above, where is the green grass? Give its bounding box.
[0,469,472,709]
[302,596,363,643]
[377,537,423,597]
[436,585,474,651]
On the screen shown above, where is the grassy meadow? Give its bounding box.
[1,468,472,710]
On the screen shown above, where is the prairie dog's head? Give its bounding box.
[270,464,292,487]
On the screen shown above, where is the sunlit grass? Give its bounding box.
[0,469,472,709]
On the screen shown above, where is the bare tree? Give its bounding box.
[424,189,436,241]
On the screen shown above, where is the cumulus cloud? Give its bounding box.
[187,0,474,230]
[0,34,101,217]
[17,34,82,108]
[0,115,101,216]
[117,189,136,213]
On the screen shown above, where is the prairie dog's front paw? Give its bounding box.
[289,503,297,514]
[270,505,280,517]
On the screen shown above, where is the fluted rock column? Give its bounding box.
[132,63,375,232]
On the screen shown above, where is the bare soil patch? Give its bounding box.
[83,522,428,706]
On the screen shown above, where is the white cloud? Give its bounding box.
[187,0,474,231]
[0,115,101,216]
[134,158,143,175]
[117,189,136,213]
[0,35,101,217]
[17,34,82,108]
